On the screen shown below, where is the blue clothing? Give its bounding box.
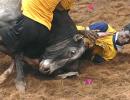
[89,22,108,32]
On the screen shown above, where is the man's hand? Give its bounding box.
[85,30,99,41]
[78,30,99,41]
[78,30,99,48]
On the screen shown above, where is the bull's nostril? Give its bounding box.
[44,67,49,71]
[39,66,50,74]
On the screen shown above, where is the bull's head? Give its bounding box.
[39,35,85,74]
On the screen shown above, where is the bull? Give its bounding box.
[0,0,85,93]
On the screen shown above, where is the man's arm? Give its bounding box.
[76,25,112,38]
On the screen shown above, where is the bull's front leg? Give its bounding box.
[15,54,26,93]
[0,60,14,84]
[0,37,15,84]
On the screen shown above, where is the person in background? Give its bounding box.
[77,22,130,63]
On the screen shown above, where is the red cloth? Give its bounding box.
[87,3,94,12]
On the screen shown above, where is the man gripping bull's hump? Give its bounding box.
[0,0,75,55]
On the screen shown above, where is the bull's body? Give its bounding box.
[0,0,85,93]
[0,0,21,28]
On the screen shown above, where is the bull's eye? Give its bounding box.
[70,50,76,57]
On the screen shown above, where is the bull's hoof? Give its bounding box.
[15,80,26,94]
[0,74,7,84]
[57,72,79,79]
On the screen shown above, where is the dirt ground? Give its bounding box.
[1,0,130,100]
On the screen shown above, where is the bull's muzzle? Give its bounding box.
[39,59,68,74]
[39,59,52,74]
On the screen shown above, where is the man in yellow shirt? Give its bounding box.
[1,0,75,54]
[79,22,130,63]
[22,0,74,30]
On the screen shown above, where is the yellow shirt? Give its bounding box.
[92,25,117,61]
[22,0,74,30]
[76,25,85,30]
[106,25,116,34]
[22,0,60,30]
[60,0,74,10]
[94,35,117,61]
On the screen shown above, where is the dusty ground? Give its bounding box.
[1,0,130,100]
